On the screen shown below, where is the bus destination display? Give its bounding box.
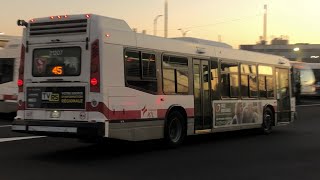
[26,87,85,109]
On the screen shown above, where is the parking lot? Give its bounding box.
[0,101,319,180]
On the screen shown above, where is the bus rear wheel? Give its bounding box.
[261,107,274,134]
[164,111,186,147]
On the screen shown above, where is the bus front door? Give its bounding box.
[276,68,291,123]
[193,59,212,131]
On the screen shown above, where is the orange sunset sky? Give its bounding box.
[1,0,319,48]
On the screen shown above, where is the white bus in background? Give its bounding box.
[290,61,316,97]
[12,14,295,146]
[306,63,320,96]
[0,36,21,114]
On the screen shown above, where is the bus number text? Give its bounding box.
[49,50,63,56]
[52,66,63,75]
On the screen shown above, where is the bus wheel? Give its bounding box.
[261,107,273,134]
[164,111,186,147]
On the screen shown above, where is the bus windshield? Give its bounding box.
[32,47,81,77]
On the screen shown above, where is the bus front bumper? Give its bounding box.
[12,120,105,138]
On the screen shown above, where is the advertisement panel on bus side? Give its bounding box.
[213,101,262,126]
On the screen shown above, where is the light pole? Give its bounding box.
[153,15,163,36]
[178,28,190,37]
[164,0,168,38]
[293,47,302,62]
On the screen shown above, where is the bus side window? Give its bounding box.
[125,50,140,78]
[258,65,274,98]
[162,55,189,94]
[220,60,239,98]
[125,50,157,93]
[142,53,156,78]
[210,60,219,100]
[259,76,267,98]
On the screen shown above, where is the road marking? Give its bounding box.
[0,125,12,128]
[0,136,46,143]
[297,104,320,107]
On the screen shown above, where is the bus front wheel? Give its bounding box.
[164,111,186,147]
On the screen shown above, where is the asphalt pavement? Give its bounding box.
[0,100,320,180]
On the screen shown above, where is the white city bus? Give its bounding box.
[12,14,295,146]
[290,61,316,97]
[0,36,21,114]
[305,63,320,96]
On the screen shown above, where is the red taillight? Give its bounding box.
[17,79,23,87]
[90,78,98,86]
[90,39,100,92]
[85,14,91,18]
[18,45,25,92]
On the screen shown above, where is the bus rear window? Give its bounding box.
[32,47,81,77]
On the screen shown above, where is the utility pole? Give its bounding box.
[263,4,267,42]
[164,0,168,38]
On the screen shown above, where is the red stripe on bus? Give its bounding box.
[186,108,195,117]
[16,102,194,120]
[18,102,25,110]
[87,102,194,120]
[157,108,194,119]
[157,109,167,119]
[3,95,18,100]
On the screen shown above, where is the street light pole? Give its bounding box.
[293,47,302,62]
[178,28,190,37]
[164,0,168,38]
[153,15,163,36]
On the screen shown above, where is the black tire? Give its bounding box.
[164,111,186,147]
[261,107,274,134]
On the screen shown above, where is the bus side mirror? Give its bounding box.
[17,20,28,27]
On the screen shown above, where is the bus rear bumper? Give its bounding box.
[12,120,105,138]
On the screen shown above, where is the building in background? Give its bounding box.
[240,37,320,63]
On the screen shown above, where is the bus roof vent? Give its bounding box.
[29,19,88,36]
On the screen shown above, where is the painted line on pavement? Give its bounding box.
[0,125,12,128]
[0,136,46,143]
